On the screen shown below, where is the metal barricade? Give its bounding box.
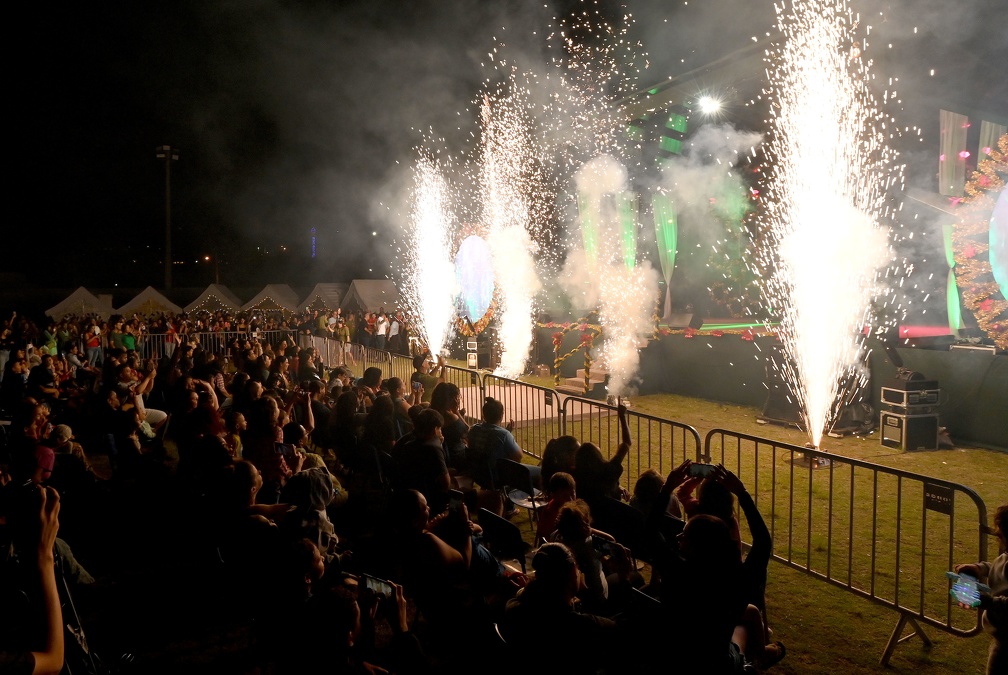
[561,396,703,492]
[481,374,564,460]
[388,353,415,387]
[704,429,989,664]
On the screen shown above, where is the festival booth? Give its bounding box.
[45,287,114,320]
[184,284,243,315]
[339,279,401,314]
[299,283,348,313]
[117,286,183,317]
[240,284,300,314]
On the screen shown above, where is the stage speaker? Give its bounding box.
[665,312,693,328]
[688,315,705,330]
[880,411,939,451]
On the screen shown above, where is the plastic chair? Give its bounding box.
[495,458,545,528]
[477,507,529,574]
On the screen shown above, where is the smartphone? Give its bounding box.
[448,489,464,514]
[688,463,717,478]
[362,573,394,598]
[946,571,989,608]
[412,381,422,392]
[592,535,613,556]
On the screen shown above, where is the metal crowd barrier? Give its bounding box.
[562,396,704,492]
[704,429,989,665]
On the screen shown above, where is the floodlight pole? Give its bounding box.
[156,145,179,290]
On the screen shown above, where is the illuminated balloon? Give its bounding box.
[454,235,495,323]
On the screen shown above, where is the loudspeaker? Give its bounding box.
[880,411,939,451]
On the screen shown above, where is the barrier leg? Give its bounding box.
[880,613,932,666]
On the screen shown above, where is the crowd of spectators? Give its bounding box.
[1,305,814,673]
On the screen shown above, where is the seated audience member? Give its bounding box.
[955,503,1008,675]
[551,498,635,616]
[573,400,632,509]
[540,434,579,491]
[536,471,577,542]
[391,408,451,514]
[278,465,344,566]
[429,382,468,472]
[356,366,383,413]
[465,396,523,490]
[647,461,780,673]
[45,424,102,499]
[501,542,626,675]
[295,582,428,675]
[632,467,682,519]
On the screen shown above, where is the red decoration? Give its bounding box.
[741,329,755,341]
[552,332,564,348]
[980,298,994,313]
[963,245,977,259]
[711,330,724,337]
[684,327,698,338]
[580,332,594,346]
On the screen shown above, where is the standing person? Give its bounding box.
[387,312,402,354]
[955,504,1008,675]
[410,352,444,404]
[374,312,390,351]
[85,321,102,367]
[335,318,354,367]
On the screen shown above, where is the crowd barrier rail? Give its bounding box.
[704,429,990,665]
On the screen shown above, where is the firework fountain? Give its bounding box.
[403,157,458,360]
[759,0,903,448]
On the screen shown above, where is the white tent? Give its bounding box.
[46,287,114,320]
[339,279,401,314]
[184,284,243,314]
[117,286,183,317]
[241,284,300,313]
[299,283,348,313]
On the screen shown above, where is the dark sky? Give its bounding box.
[9,0,1006,292]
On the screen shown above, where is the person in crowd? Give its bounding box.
[647,461,780,673]
[536,471,577,543]
[410,352,444,404]
[465,396,523,490]
[540,434,579,492]
[501,542,625,675]
[573,399,632,510]
[356,367,384,413]
[955,503,1008,675]
[429,382,468,472]
[391,408,451,515]
[633,467,682,519]
[0,484,65,675]
[384,376,415,437]
[374,311,390,351]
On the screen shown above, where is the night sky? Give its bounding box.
[9,0,1006,293]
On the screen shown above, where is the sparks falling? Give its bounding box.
[480,84,543,379]
[759,0,903,447]
[404,157,458,359]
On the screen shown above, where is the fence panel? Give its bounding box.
[704,429,988,662]
[481,375,564,460]
[388,353,415,387]
[561,396,703,492]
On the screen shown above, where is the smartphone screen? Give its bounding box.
[688,463,716,478]
[363,574,393,597]
[592,535,613,556]
[947,572,986,608]
[412,380,422,392]
[449,489,464,514]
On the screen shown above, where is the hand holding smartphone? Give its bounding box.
[688,462,717,479]
[362,573,394,599]
[946,571,989,608]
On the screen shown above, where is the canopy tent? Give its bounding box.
[184,284,243,314]
[117,286,183,317]
[339,279,401,314]
[241,284,300,314]
[46,287,114,320]
[300,283,349,313]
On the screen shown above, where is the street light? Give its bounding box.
[156,145,179,289]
